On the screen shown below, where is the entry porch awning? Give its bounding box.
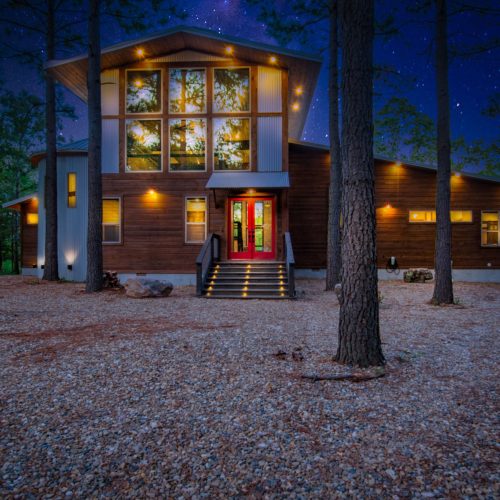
[2,193,37,211]
[206,172,290,190]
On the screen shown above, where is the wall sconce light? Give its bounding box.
[292,102,300,112]
[67,264,73,271]
[384,203,392,209]
[32,264,37,269]
[41,265,45,269]
[295,86,303,96]
[269,55,277,64]
[136,48,145,58]
[247,188,256,195]
[224,45,234,55]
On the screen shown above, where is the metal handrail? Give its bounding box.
[284,232,296,298]
[196,233,220,296]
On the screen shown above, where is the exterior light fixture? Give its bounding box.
[292,102,300,112]
[224,45,234,55]
[247,188,255,194]
[454,172,461,177]
[148,189,156,196]
[67,264,73,271]
[385,203,392,209]
[136,48,145,57]
[295,86,303,96]
[269,55,277,64]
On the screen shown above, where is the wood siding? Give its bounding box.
[288,142,500,269]
[20,199,38,268]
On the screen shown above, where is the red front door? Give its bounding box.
[228,197,276,260]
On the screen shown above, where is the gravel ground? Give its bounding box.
[1,275,499,498]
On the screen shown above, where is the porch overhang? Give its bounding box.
[206,172,290,190]
[2,193,37,211]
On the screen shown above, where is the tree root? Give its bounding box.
[302,367,385,383]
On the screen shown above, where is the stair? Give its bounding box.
[203,261,291,299]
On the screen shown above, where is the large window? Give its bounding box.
[213,118,250,170]
[213,68,250,112]
[186,197,207,243]
[169,119,206,171]
[481,211,499,247]
[126,119,162,172]
[67,172,77,208]
[409,210,473,223]
[169,68,206,113]
[103,198,121,244]
[126,70,161,113]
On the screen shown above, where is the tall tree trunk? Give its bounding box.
[43,0,59,281]
[432,0,454,305]
[335,0,384,367]
[85,0,103,292]
[326,0,342,290]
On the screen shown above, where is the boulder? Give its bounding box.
[403,268,434,283]
[124,278,173,298]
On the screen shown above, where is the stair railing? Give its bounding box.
[283,232,296,298]
[196,233,220,296]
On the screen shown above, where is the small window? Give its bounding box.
[450,210,473,223]
[126,119,162,172]
[481,211,499,247]
[126,69,161,113]
[213,68,250,112]
[186,197,207,243]
[26,213,38,225]
[103,198,121,243]
[169,68,206,114]
[169,119,206,171]
[67,172,77,208]
[409,210,473,223]
[213,118,250,170]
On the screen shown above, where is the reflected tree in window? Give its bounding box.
[214,68,250,112]
[126,120,162,171]
[126,70,161,113]
[169,68,206,113]
[213,118,250,170]
[169,119,206,171]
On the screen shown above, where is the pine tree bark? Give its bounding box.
[326,0,342,290]
[335,0,384,367]
[432,0,454,305]
[43,0,59,281]
[85,0,103,292]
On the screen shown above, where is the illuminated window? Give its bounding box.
[213,118,250,170]
[169,119,206,171]
[126,119,162,172]
[67,172,77,208]
[26,213,38,225]
[409,210,473,223]
[169,68,206,114]
[213,68,250,112]
[102,198,121,243]
[186,197,207,243]
[481,211,499,247]
[126,70,161,113]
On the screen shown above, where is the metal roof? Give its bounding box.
[2,193,37,210]
[206,172,290,189]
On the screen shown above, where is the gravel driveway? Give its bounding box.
[1,276,499,498]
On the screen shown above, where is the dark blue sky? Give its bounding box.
[1,0,498,148]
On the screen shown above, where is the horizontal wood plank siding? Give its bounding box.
[21,199,38,268]
[288,142,500,269]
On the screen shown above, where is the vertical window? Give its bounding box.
[213,68,250,112]
[169,68,206,113]
[126,119,162,172]
[169,119,206,171]
[67,172,77,208]
[103,198,121,243]
[186,197,207,243]
[126,70,161,113]
[213,118,251,170]
[481,211,499,247]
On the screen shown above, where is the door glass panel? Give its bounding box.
[232,201,248,253]
[254,200,272,253]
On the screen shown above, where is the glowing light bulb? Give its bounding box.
[225,45,234,55]
[292,102,300,112]
[136,48,145,57]
[134,79,143,88]
[295,86,303,96]
[269,55,277,64]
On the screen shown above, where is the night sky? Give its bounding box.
[0,0,498,149]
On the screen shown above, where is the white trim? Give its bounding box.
[168,118,207,172]
[125,118,163,173]
[168,67,207,115]
[185,196,207,244]
[2,193,37,209]
[212,66,251,114]
[125,68,163,115]
[102,196,122,244]
[213,116,252,171]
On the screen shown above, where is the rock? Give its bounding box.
[403,268,434,283]
[124,278,173,298]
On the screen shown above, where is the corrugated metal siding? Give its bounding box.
[57,157,88,282]
[258,67,282,113]
[102,119,119,173]
[37,161,45,274]
[257,116,282,172]
[101,69,119,115]
[149,50,229,62]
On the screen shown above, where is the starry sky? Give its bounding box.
[0,0,498,148]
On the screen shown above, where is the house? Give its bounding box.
[3,26,500,296]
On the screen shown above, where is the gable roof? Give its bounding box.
[30,139,89,165]
[2,193,37,210]
[46,25,322,139]
[288,139,500,184]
